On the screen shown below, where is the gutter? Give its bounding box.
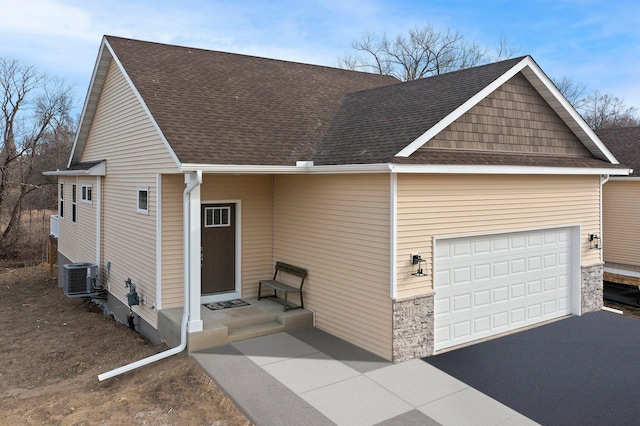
[98,170,202,381]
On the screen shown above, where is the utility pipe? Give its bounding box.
[98,171,203,381]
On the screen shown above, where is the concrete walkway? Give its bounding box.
[193,327,537,426]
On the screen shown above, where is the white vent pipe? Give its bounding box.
[98,171,202,381]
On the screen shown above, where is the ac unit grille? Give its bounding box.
[63,263,98,297]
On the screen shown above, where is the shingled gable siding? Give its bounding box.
[79,59,179,328]
[57,176,98,264]
[425,73,592,156]
[273,174,392,359]
[160,174,273,309]
[396,174,602,298]
[603,180,640,266]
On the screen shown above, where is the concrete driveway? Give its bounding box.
[193,327,536,425]
[425,310,640,425]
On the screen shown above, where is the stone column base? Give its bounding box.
[581,262,603,313]
[392,293,434,362]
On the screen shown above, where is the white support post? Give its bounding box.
[188,182,203,332]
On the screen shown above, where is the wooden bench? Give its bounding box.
[258,262,307,311]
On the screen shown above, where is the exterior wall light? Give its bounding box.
[589,233,602,250]
[411,253,427,277]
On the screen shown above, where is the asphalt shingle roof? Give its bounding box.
[596,127,640,176]
[105,36,398,166]
[101,37,617,171]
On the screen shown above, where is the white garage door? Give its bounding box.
[434,227,575,351]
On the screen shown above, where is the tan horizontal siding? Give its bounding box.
[397,174,602,298]
[274,174,392,360]
[75,59,180,328]
[603,180,640,266]
[160,174,185,308]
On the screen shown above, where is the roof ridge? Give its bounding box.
[104,35,399,81]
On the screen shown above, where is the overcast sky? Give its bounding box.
[2,0,639,117]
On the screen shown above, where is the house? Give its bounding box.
[596,127,640,285]
[45,35,630,362]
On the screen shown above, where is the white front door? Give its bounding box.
[434,227,576,351]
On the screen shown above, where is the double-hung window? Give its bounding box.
[71,184,77,223]
[81,184,92,204]
[59,183,64,218]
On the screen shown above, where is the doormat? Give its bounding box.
[204,299,250,311]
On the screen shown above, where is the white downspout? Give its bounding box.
[599,174,609,262]
[98,170,202,381]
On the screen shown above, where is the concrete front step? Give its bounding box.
[158,297,313,353]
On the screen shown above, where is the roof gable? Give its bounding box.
[395,56,618,164]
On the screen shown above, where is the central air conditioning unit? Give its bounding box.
[63,263,99,297]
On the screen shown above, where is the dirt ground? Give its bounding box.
[2,264,639,426]
[0,264,251,426]
[604,298,640,319]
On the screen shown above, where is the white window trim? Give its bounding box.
[137,187,149,214]
[81,184,93,204]
[204,206,231,227]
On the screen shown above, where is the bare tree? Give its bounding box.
[552,77,588,110]
[340,25,519,81]
[0,57,74,258]
[580,90,640,130]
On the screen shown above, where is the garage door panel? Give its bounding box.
[453,321,471,339]
[527,304,542,320]
[474,263,491,280]
[474,316,491,333]
[434,297,450,315]
[434,227,575,351]
[453,267,471,285]
[493,285,509,302]
[511,282,526,299]
[453,294,471,312]
[511,258,526,274]
[474,290,491,307]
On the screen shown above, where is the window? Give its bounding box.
[71,184,77,223]
[204,206,231,227]
[59,183,64,218]
[81,184,92,203]
[137,187,149,214]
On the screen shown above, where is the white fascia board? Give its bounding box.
[179,163,393,174]
[396,57,529,158]
[180,162,630,176]
[68,40,111,168]
[390,164,631,175]
[43,161,106,176]
[103,39,182,169]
